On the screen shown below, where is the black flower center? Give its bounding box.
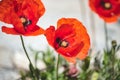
[56,37,61,44]
[56,37,69,48]
[20,16,32,27]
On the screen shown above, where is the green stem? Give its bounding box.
[111,46,116,79]
[56,54,60,80]
[104,22,108,51]
[20,36,36,80]
[20,36,33,66]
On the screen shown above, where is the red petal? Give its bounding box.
[102,16,118,22]
[0,0,13,24]
[2,26,20,35]
[45,26,55,47]
[10,12,25,34]
[34,0,45,17]
[77,33,90,60]
[62,56,76,63]
[24,25,45,36]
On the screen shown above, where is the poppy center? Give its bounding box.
[21,17,26,23]
[20,17,32,27]
[104,2,111,9]
[60,40,69,48]
[102,2,112,10]
[56,38,69,48]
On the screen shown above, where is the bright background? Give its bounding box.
[0,0,120,80]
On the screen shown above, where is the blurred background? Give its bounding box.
[0,0,120,80]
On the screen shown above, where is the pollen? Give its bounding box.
[20,16,31,26]
[60,40,69,48]
[20,17,27,23]
[104,2,112,9]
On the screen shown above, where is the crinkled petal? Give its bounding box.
[0,0,13,23]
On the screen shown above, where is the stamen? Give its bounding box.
[104,2,112,9]
[20,16,32,27]
[21,17,27,23]
[60,40,69,48]
[56,38,69,48]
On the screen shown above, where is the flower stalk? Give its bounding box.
[104,22,108,51]
[20,35,36,80]
[20,36,33,64]
[56,54,60,80]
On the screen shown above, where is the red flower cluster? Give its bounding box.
[45,18,90,63]
[89,0,120,23]
[0,0,45,36]
[0,0,90,63]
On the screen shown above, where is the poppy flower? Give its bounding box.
[45,18,90,63]
[89,0,120,23]
[0,0,45,36]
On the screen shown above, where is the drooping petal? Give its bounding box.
[2,26,20,35]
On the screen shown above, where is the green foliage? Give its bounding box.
[19,41,120,80]
[78,40,120,80]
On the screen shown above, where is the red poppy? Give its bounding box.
[89,0,120,23]
[0,0,45,36]
[45,18,90,63]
